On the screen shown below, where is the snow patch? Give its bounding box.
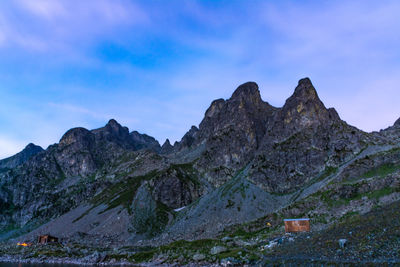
[174,206,186,212]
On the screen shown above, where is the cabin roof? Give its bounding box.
[284,218,310,222]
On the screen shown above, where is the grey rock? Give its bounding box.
[160,139,174,154]
[221,236,232,242]
[210,246,227,255]
[130,130,161,152]
[192,253,206,261]
[131,183,165,236]
[151,165,202,209]
[338,239,347,248]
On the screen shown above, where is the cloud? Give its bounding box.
[1,0,400,158]
[261,1,400,68]
[17,0,67,20]
[48,102,113,121]
[0,0,149,53]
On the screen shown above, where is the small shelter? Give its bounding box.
[38,234,59,244]
[284,218,310,233]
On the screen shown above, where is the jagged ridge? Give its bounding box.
[1,77,400,255]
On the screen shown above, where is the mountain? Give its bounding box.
[1,78,400,265]
[0,143,43,170]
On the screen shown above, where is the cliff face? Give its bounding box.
[1,78,400,248]
[247,78,369,193]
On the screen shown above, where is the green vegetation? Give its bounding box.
[310,213,329,224]
[220,167,246,198]
[169,162,201,185]
[290,165,339,202]
[132,250,156,262]
[133,199,170,237]
[228,227,257,239]
[161,239,220,252]
[72,170,159,223]
[366,186,400,200]
[92,170,158,214]
[319,166,339,180]
[361,163,400,178]
[338,211,359,222]
[314,180,400,208]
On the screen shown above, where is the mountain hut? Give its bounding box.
[284,218,310,233]
[38,234,59,244]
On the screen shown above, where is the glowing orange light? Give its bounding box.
[17,242,29,247]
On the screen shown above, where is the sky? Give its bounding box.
[1,0,400,159]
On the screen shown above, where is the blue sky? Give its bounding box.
[1,0,400,158]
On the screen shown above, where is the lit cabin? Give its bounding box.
[284,218,310,233]
[38,234,59,244]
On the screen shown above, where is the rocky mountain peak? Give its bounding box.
[21,143,44,158]
[0,143,43,169]
[292,77,319,102]
[230,82,261,104]
[160,139,174,154]
[204,99,225,119]
[280,78,338,128]
[91,119,131,147]
[394,117,400,128]
[104,119,129,136]
[25,143,40,150]
[59,127,94,147]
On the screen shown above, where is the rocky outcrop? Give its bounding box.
[92,119,132,149]
[0,143,43,170]
[57,127,97,177]
[270,78,340,137]
[130,131,160,152]
[131,183,167,236]
[247,78,368,193]
[174,82,277,186]
[150,164,203,209]
[172,126,199,152]
[92,119,160,152]
[160,139,174,154]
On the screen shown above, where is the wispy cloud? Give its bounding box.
[17,0,67,20]
[48,102,113,121]
[0,0,400,158]
[0,0,148,53]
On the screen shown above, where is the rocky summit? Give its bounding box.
[1,78,400,265]
[0,143,43,170]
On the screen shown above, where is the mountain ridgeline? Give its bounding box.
[1,78,400,253]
